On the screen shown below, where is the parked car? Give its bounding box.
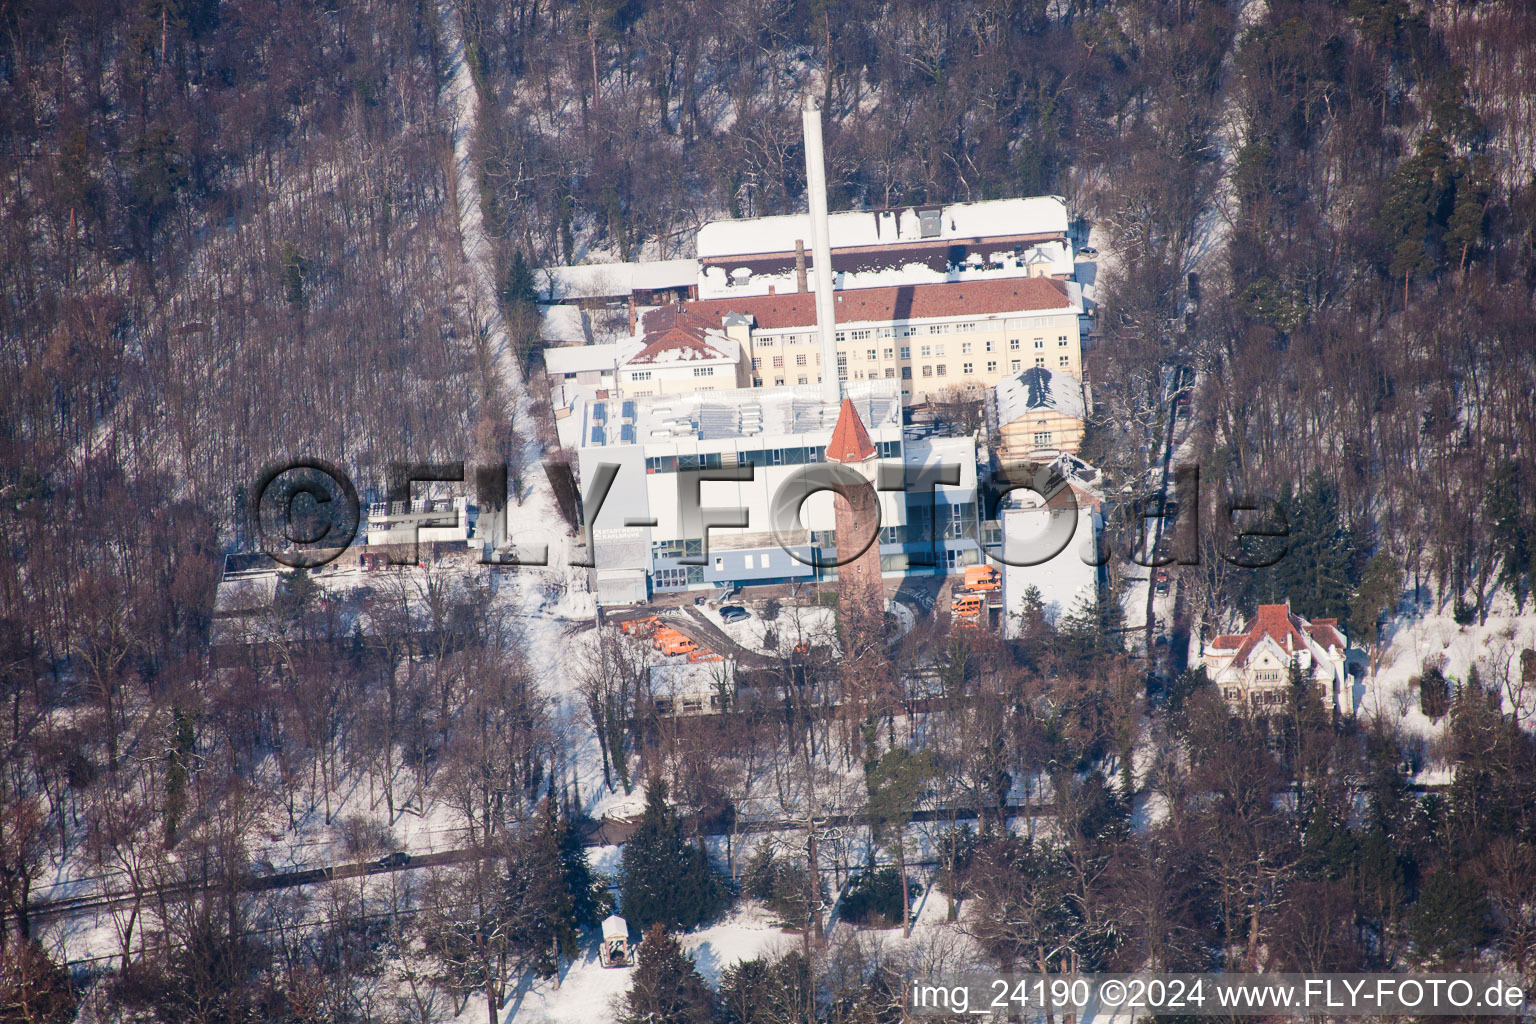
[374,851,411,870]
[719,606,749,623]
[962,565,1001,592]
[1078,246,1099,259]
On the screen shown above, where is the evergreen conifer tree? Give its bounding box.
[619,779,725,931]
[619,925,715,1024]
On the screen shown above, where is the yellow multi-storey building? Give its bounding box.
[643,276,1082,407]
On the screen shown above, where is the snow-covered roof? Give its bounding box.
[650,659,735,697]
[601,915,628,940]
[993,367,1087,424]
[543,340,642,375]
[626,323,739,366]
[539,304,590,344]
[540,258,697,302]
[697,197,1069,259]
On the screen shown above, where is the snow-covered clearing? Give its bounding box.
[1356,594,1536,760]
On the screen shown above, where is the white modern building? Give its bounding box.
[999,469,1103,636]
[565,381,982,605]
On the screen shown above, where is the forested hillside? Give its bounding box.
[3,1,1535,1022]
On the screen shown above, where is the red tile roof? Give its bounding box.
[1211,603,1311,668]
[642,277,1073,333]
[825,399,877,464]
[627,316,735,365]
[1305,618,1345,649]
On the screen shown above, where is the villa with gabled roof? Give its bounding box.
[1198,601,1348,713]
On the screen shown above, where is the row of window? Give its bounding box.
[756,324,1074,348]
[643,441,902,473]
[753,336,1073,364]
[629,366,719,380]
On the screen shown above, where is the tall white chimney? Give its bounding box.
[801,95,841,405]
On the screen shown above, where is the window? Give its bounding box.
[901,366,912,379]
[985,340,995,352]
[751,357,762,369]
[866,349,877,360]
[850,329,872,340]
[1034,339,1044,349]
[1010,339,1020,350]
[1059,355,1070,367]
[774,378,785,386]
[1058,337,1070,346]
[758,335,775,347]
[693,366,713,377]
[900,346,911,358]
[836,353,848,381]
[883,347,894,358]
[935,344,946,356]
[1011,360,1021,371]
[1035,356,1045,367]
[630,370,652,381]
[834,331,846,342]
[884,367,896,378]
[772,356,783,368]
[936,364,947,376]
[796,353,807,366]
[877,326,894,338]
[987,361,997,373]
[798,375,808,385]
[961,342,973,354]
[752,377,762,387]
[1034,431,1051,446]
[928,324,948,334]
[921,366,933,378]
[961,362,972,374]
[655,566,688,589]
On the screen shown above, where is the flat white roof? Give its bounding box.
[576,381,903,451]
[543,340,643,375]
[698,197,1070,259]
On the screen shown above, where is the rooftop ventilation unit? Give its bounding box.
[918,209,942,238]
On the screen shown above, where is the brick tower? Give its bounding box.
[824,399,885,638]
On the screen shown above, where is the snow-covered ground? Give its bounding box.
[690,602,840,656]
[1355,595,1536,753]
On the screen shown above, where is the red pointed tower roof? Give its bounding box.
[825,398,877,464]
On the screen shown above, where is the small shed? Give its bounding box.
[601,915,631,968]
